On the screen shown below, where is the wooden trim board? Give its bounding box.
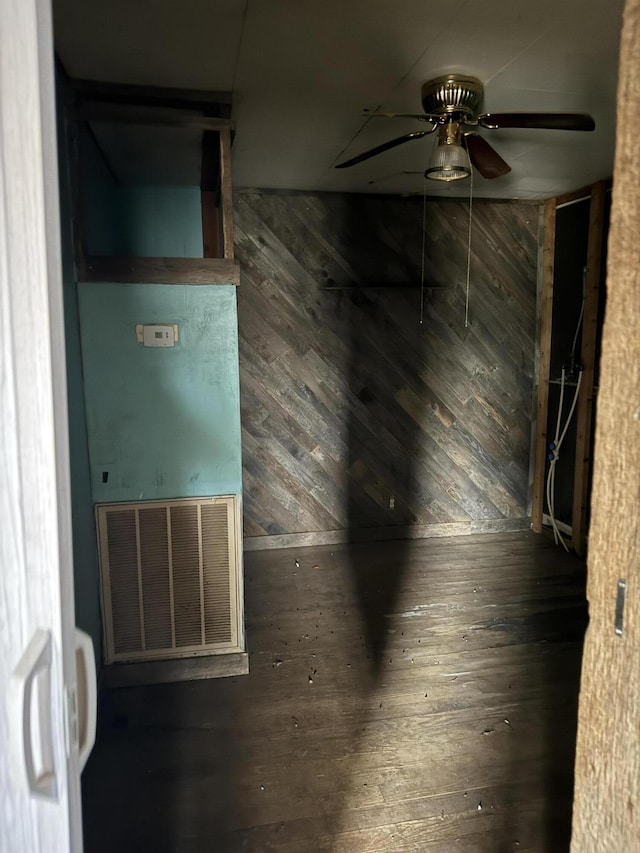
[531,197,557,532]
[243,518,531,552]
[71,78,232,112]
[71,101,233,132]
[102,652,249,688]
[79,255,240,285]
[220,126,235,259]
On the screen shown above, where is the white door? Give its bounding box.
[0,0,95,851]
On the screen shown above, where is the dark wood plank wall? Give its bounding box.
[234,192,539,539]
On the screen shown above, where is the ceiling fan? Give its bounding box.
[335,74,596,181]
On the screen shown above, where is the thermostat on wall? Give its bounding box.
[135,324,179,347]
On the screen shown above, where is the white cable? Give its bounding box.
[545,369,583,551]
[570,266,587,360]
[548,466,557,544]
[558,371,583,449]
[553,366,565,542]
[545,264,587,551]
[554,368,566,447]
[547,368,566,547]
[420,178,426,324]
[464,165,473,328]
[547,460,568,550]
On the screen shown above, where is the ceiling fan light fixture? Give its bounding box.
[425,121,471,181]
[425,143,471,181]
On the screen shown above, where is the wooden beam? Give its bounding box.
[531,197,557,533]
[72,101,233,132]
[72,77,232,114]
[572,180,606,554]
[220,126,235,260]
[79,256,240,285]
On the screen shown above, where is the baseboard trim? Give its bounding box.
[102,651,249,688]
[244,517,531,552]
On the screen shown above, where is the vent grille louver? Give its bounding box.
[98,497,239,663]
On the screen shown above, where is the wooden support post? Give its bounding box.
[531,197,557,533]
[219,127,235,260]
[572,180,606,554]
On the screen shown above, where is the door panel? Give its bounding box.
[570,0,640,848]
[0,0,86,849]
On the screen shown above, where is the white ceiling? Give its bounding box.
[53,0,625,199]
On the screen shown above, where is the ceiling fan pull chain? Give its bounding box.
[465,165,473,328]
[420,177,427,324]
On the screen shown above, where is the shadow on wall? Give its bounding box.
[339,195,450,846]
[336,192,583,851]
[340,197,428,671]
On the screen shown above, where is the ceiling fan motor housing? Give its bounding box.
[421,75,483,120]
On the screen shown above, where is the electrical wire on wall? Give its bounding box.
[464,164,474,328]
[420,178,427,324]
[545,266,587,550]
[419,165,474,328]
[546,367,583,550]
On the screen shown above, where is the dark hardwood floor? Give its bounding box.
[82,532,587,852]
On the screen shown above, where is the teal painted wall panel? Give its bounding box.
[79,283,242,503]
[85,184,204,258]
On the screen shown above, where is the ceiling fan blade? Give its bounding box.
[365,113,438,123]
[465,134,511,179]
[478,112,595,131]
[367,170,424,185]
[335,130,434,169]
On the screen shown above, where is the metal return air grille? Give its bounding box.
[97,497,240,663]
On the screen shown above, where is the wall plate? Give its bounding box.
[135,324,179,347]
